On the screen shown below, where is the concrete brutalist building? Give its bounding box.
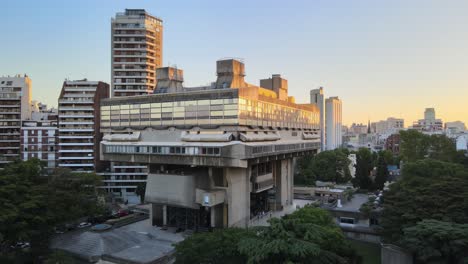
[100,59,321,230]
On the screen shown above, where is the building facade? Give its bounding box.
[310,87,325,151]
[412,108,443,132]
[111,9,163,97]
[0,75,32,168]
[385,133,401,156]
[100,59,321,229]
[21,119,58,174]
[325,96,342,150]
[371,117,404,135]
[57,80,109,173]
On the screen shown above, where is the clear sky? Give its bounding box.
[1,0,467,126]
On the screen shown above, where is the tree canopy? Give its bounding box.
[399,130,458,162]
[174,206,360,264]
[0,159,104,261]
[295,149,351,186]
[380,159,468,244]
[401,219,468,264]
[352,148,373,190]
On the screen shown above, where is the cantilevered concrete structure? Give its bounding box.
[100,59,320,230]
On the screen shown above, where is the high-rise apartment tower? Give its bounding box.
[310,87,325,150]
[111,9,163,97]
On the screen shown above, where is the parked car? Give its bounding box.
[77,222,92,228]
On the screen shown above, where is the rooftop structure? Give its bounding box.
[100,59,321,230]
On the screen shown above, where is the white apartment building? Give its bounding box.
[57,80,109,173]
[310,87,325,151]
[0,75,31,168]
[325,96,342,150]
[111,9,163,97]
[372,117,404,135]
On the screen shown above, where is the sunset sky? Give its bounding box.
[1,0,467,126]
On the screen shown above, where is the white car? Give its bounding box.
[77,222,92,228]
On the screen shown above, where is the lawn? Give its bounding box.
[348,239,381,264]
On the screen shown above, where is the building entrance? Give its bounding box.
[166,206,211,231]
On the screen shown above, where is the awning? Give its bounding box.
[103,132,141,142]
[181,131,233,142]
[240,132,280,142]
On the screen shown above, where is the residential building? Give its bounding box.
[0,75,31,168]
[325,96,342,150]
[445,121,466,134]
[310,87,325,150]
[100,59,321,229]
[385,133,401,156]
[371,117,404,135]
[412,108,443,132]
[57,80,109,173]
[349,123,368,135]
[21,119,58,174]
[111,9,163,97]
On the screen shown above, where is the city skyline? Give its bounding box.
[1,0,467,125]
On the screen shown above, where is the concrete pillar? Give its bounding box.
[225,167,250,227]
[162,205,167,226]
[210,207,215,228]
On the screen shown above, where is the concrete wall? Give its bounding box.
[225,167,250,227]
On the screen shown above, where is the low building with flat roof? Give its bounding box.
[100,59,321,230]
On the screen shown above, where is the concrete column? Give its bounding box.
[225,167,250,228]
[162,205,167,226]
[210,207,215,228]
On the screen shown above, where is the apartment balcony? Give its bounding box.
[58,149,93,154]
[113,68,153,72]
[58,142,94,146]
[59,128,94,132]
[0,139,20,143]
[58,114,94,119]
[58,156,94,160]
[58,99,94,104]
[58,135,93,139]
[101,179,147,183]
[58,163,94,167]
[59,121,94,126]
[59,107,94,111]
[63,87,97,92]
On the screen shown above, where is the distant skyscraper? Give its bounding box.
[111,9,163,97]
[424,108,436,121]
[325,96,342,150]
[0,75,32,168]
[310,87,325,150]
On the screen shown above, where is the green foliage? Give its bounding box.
[401,219,468,263]
[295,149,352,186]
[0,160,104,261]
[174,206,360,264]
[381,159,468,243]
[400,130,457,163]
[174,228,252,264]
[374,152,389,190]
[352,148,373,190]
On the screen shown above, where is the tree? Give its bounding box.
[0,160,104,261]
[400,130,457,163]
[295,149,352,186]
[401,219,468,264]
[353,148,373,190]
[374,152,389,190]
[239,206,359,264]
[174,228,252,264]
[136,182,146,204]
[174,206,360,264]
[380,159,468,243]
